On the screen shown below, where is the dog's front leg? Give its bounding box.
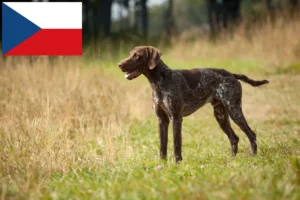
[155,105,170,160]
[158,116,169,160]
[172,116,183,163]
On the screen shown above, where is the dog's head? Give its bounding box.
[118,46,162,80]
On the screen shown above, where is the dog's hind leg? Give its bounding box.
[215,78,257,155]
[227,105,257,155]
[212,102,239,156]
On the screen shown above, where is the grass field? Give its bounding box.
[1,18,300,200]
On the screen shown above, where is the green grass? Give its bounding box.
[43,118,300,199]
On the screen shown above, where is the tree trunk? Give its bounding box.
[103,0,113,36]
[82,1,90,40]
[165,0,176,37]
[207,0,222,40]
[289,0,299,7]
[289,0,300,17]
[140,0,148,38]
[92,1,100,40]
[207,0,241,40]
[225,0,241,31]
[133,0,140,34]
[266,0,275,21]
[0,5,2,42]
[226,0,241,25]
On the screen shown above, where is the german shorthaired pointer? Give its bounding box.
[118,46,269,163]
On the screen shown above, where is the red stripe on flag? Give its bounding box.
[5,29,82,56]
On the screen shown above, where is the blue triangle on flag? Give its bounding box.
[2,3,41,55]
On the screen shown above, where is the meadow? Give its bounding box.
[0,17,300,200]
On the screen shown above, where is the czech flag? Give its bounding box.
[2,2,82,56]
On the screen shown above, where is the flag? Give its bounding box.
[2,2,82,56]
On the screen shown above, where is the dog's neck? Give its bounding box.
[143,59,172,90]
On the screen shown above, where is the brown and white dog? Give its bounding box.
[118,46,269,163]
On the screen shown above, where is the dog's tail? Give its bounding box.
[233,74,269,87]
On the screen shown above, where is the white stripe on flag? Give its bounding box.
[4,2,82,29]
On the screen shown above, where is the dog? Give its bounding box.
[118,46,269,163]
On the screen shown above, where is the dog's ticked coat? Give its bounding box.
[118,46,269,163]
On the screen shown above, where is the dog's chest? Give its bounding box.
[152,89,177,115]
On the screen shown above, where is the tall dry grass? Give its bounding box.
[0,59,152,196]
[171,15,300,68]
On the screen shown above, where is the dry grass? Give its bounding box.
[0,59,151,197]
[171,16,300,68]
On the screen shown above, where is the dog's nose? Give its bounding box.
[118,62,123,68]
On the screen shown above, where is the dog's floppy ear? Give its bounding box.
[147,46,162,70]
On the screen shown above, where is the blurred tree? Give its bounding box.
[1,0,299,44]
[174,0,207,31]
[100,0,114,36]
[140,0,149,38]
[132,0,149,38]
[82,1,90,39]
[165,0,176,37]
[266,0,274,11]
[82,0,114,38]
[289,0,300,16]
[207,0,241,39]
[265,0,276,22]
[115,0,130,32]
[133,0,140,33]
[289,0,299,6]
[225,0,241,28]
[207,0,224,39]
